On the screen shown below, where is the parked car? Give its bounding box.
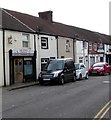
[75,63,88,80]
[38,58,76,85]
[88,62,111,76]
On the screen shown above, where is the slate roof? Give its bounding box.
[1,8,111,44]
[1,8,34,33]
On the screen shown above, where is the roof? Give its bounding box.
[1,8,111,44]
[1,8,34,33]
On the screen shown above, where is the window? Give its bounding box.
[93,43,97,51]
[41,58,49,71]
[79,57,83,63]
[41,37,48,49]
[66,61,74,69]
[83,41,87,49]
[50,57,55,60]
[22,34,29,47]
[109,45,111,52]
[66,40,70,52]
[100,57,103,62]
[89,42,92,50]
[61,56,64,58]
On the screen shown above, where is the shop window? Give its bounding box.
[41,37,48,49]
[24,60,33,75]
[41,58,49,71]
[22,34,29,48]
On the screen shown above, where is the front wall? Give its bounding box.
[36,34,57,77]
[75,41,88,70]
[0,30,4,86]
[5,30,34,85]
[75,41,84,63]
[58,37,73,59]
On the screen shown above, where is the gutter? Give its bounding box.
[3,29,6,86]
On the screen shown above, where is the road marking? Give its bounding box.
[103,81,110,84]
[93,100,111,120]
[99,105,111,120]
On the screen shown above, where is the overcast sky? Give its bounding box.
[0,0,110,35]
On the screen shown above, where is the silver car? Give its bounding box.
[75,63,88,80]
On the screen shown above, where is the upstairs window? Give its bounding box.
[22,34,29,48]
[89,42,92,50]
[83,41,87,49]
[41,37,48,49]
[66,40,70,52]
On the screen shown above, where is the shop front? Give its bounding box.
[9,48,36,85]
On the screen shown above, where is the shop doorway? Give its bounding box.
[14,58,23,82]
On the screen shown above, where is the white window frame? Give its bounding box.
[22,34,29,48]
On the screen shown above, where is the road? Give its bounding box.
[2,76,110,119]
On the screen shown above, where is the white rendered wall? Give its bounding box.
[5,30,34,85]
[36,34,57,78]
[0,30,4,86]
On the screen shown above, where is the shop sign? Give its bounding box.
[12,48,34,56]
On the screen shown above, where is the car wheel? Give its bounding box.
[79,74,82,80]
[59,77,64,85]
[109,71,111,75]
[85,73,88,79]
[39,81,44,85]
[103,71,106,76]
[72,75,76,82]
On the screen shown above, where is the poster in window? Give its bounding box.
[24,61,32,75]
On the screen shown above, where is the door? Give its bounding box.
[14,58,23,82]
[64,61,74,81]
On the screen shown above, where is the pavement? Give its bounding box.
[2,80,39,91]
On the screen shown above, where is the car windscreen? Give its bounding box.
[75,64,79,70]
[93,63,104,67]
[45,60,64,71]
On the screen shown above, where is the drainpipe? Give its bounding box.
[73,38,75,62]
[34,34,37,80]
[56,36,59,58]
[3,29,6,86]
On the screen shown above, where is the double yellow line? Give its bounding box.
[93,100,111,120]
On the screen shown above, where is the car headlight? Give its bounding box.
[53,73,58,77]
[99,68,104,70]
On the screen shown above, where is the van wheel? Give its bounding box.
[59,77,64,85]
[39,81,44,85]
[85,73,88,79]
[72,75,76,82]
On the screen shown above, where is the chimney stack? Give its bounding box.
[38,11,53,22]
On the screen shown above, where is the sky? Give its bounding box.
[0,0,110,35]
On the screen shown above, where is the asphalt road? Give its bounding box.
[2,75,110,119]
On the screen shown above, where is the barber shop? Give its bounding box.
[9,48,36,85]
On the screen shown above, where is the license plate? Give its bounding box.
[43,78,50,81]
[92,71,97,73]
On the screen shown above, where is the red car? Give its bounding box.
[88,62,111,75]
